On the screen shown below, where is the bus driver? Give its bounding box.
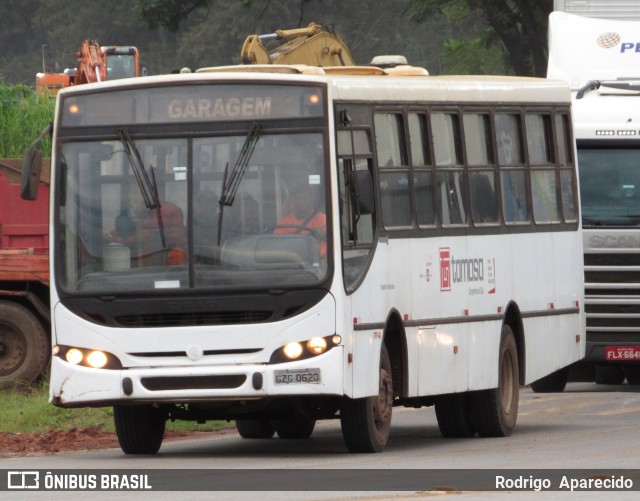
[275,183,327,257]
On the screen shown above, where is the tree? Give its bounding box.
[134,0,211,32]
[407,0,553,76]
[132,0,451,71]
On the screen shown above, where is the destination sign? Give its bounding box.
[61,83,324,127]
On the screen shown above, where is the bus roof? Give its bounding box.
[58,65,571,105]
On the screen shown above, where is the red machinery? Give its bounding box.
[0,159,50,387]
[36,40,140,96]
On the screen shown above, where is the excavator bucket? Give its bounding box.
[240,23,355,67]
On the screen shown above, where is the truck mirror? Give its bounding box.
[349,170,374,216]
[21,148,43,201]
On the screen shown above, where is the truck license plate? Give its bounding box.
[605,346,640,361]
[274,369,321,385]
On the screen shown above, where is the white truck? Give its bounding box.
[548,1,640,385]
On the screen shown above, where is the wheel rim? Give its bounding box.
[0,324,27,377]
[373,367,393,430]
[500,349,515,416]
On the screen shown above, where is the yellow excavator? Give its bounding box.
[240,23,355,66]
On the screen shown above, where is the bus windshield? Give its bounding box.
[579,147,640,226]
[57,131,328,294]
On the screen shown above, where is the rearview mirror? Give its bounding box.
[349,170,374,216]
[20,148,43,201]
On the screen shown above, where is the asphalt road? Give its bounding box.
[2,382,639,500]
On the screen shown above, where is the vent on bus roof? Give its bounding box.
[195,62,429,77]
[196,64,324,75]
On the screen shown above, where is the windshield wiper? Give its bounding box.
[217,122,261,245]
[118,129,166,250]
[582,216,604,226]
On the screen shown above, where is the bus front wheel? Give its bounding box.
[340,344,393,453]
[469,325,519,437]
[273,418,316,439]
[236,419,275,439]
[113,405,166,454]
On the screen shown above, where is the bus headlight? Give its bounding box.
[283,342,304,360]
[86,350,108,369]
[270,335,341,364]
[307,337,327,355]
[54,345,122,370]
[65,348,83,365]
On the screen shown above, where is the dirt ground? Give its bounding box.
[0,427,209,457]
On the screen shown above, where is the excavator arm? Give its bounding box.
[241,23,355,66]
[74,40,106,85]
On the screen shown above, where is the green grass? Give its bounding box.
[0,381,232,434]
[0,81,54,158]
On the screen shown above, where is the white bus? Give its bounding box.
[549,10,640,385]
[29,62,584,454]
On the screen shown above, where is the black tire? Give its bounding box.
[595,365,626,385]
[113,405,166,454]
[435,393,475,438]
[530,366,569,393]
[340,344,393,453]
[469,324,519,437]
[622,366,640,385]
[236,419,275,439]
[0,301,49,389]
[273,418,316,439]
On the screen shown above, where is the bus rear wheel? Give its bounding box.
[340,344,393,453]
[435,393,475,438]
[113,405,166,454]
[469,325,519,437]
[530,366,569,393]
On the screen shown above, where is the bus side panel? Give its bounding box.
[522,230,584,384]
[350,240,413,399]
[350,329,382,399]
[418,323,476,395]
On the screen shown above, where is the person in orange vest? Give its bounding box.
[275,183,326,257]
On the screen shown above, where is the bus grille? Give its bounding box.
[584,252,640,341]
[115,310,272,327]
[140,375,246,391]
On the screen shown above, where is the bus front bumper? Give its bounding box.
[49,346,344,407]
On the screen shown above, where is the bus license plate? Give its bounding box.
[274,369,321,385]
[605,346,640,361]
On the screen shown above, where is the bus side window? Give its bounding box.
[409,113,435,227]
[337,129,375,245]
[432,112,465,226]
[501,169,528,223]
[464,112,498,225]
[556,112,577,222]
[527,113,559,223]
[374,112,411,228]
[470,171,498,223]
[496,113,529,224]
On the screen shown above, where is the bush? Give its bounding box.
[0,81,54,158]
